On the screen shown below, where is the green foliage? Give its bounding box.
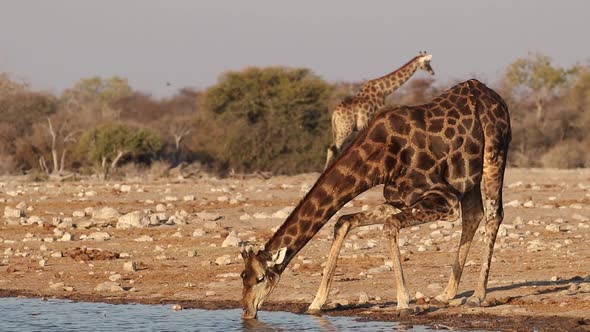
[505,53,575,93]
[201,66,333,174]
[78,123,162,166]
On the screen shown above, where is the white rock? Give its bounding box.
[239,214,251,221]
[123,261,137,272]
[415,291,425,299]
[165,196,178,202]
[505,200,521,208]
[203,221,225,232]
[192,229,206,237]
[120,185,132,192]
[95,281,124,292]
[92,207,120,221]
[215,255,232,266]
[216,272,240,278]
[430,230,443,239]
[59,233,72,242]
[196,212,222,221]
[183,195,195,201]
[545,224,563,233]
[253,212,270,219]
[523,200,535,208]
[26,215,43,225]
[117,211,149,229]
[4,206,25,218]
[572,214,589,222]
[134,235,154,242]
[72,211,85,218]
[221,232,241,247]
[88,232,111,241]
[156,204,167,212]
[109,274,123,281]
[358,292,369,304]
[272,206,294,219]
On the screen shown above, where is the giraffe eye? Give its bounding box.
[240,271,246,279]
[256,275,265,283]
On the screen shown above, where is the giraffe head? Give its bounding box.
[240,245,288,319]
[417,51,435,75]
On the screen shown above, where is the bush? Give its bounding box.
[200,66,333,174]
[540,140,589,168]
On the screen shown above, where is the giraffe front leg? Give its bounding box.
[307,205,399,315]
[307,214,351,314]
[385,221,411,316]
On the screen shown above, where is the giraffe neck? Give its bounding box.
[264,146,384,273]
[360,56,421,99]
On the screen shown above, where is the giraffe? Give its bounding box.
[240,79,511,319]
[325,52,435,169]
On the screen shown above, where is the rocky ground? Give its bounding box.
[1,168,589,331]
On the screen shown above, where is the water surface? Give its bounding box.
[1,297,437,331]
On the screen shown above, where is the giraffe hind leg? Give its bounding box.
[467,147,508,306]
[434,184,484,304]
[385,189,461,312]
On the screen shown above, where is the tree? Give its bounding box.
[505,53,577,121]
[61,76,133,121]
[78,123,162,180]
[200,66,333,174]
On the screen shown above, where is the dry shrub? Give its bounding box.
[540,140,589,168]
[0,155,15,174]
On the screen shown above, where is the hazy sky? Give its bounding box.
[1,1,588,97]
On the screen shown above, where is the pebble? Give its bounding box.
[271,206,294,219]
[156,204,167,212]
[72,211,85,218]
[545,224,563,233]
[215,255,232,266]
[95,281,124,292]
[358,292,369,304]
[92,207,120,221]
[109,274,123,281]
[123,261,137,272]
[117,211,149,229]
[4,207,25,218]
[204,221,222,229]
[205,291,216,296]
[192,229,206,237]
[49,282,65,290]
[172,304,182,311]
[134,235,154,242]
[88,232,111,241]
[221,232,241,247]
[197,213,222,222]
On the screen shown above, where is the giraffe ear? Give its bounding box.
[267,247,288,267]
[240,245,254,259]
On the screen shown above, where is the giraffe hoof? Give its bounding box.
[396,308,413,317]
[305,308,322,316]
[465,296,482,307]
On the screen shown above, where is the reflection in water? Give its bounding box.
[0,298,437,331]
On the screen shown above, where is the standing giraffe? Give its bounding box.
[325,52,435,168]
[240,79,511,319]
